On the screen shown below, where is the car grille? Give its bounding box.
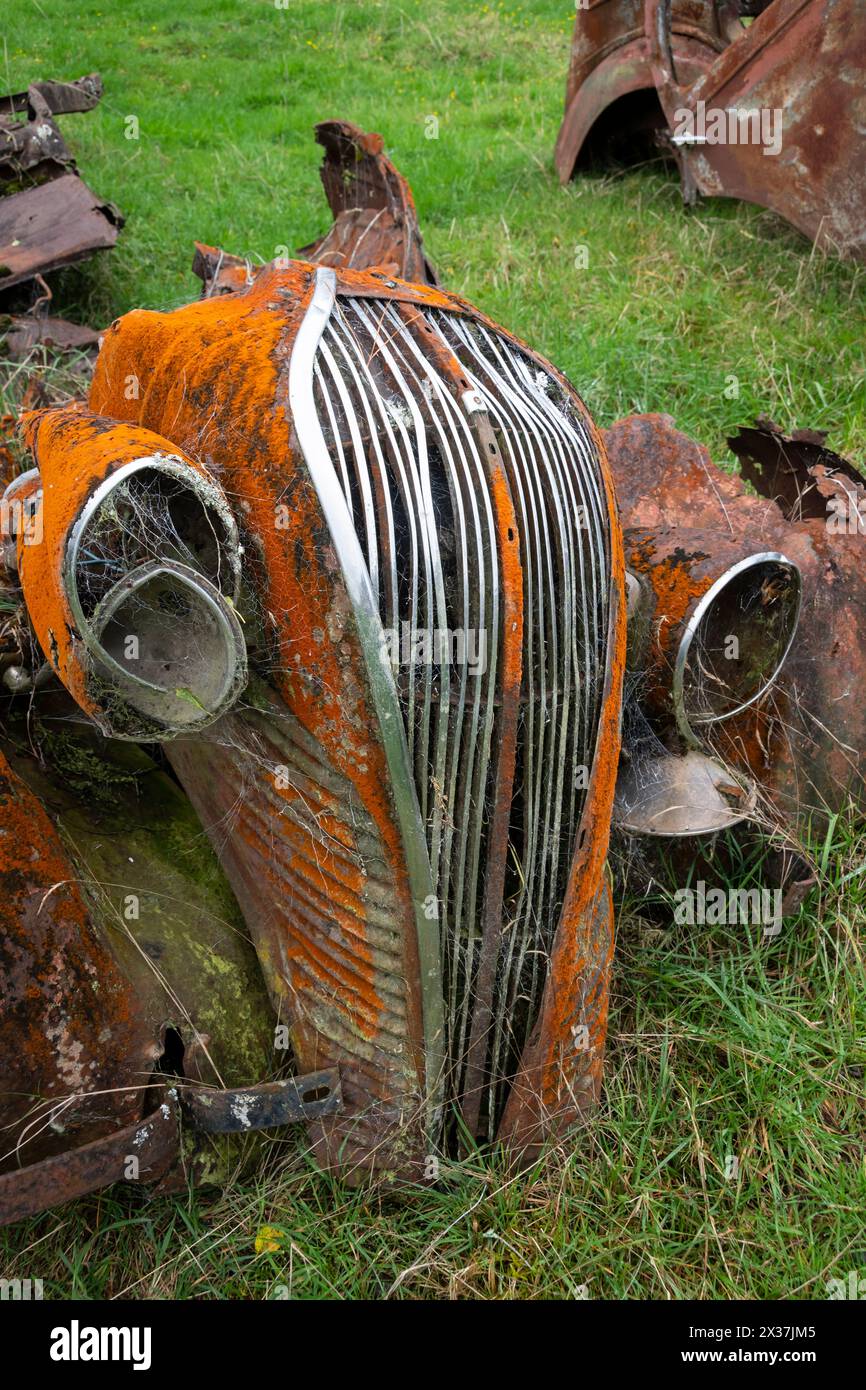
[305,288,611,1136]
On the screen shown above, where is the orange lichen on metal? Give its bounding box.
[628,537,710,655]
[64,256,630,1164]
[18,405,208,712]
[89,264,429,1113]
[0,748,150,1168]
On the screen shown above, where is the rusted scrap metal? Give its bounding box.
[193,120,436,298]
[1,312,101,358]
[0,1092,179,1228]
[727,418,866,521]
[3,114,861,1223]
[0,697,342,1225]
[604,413,866,832]
[0,175,122,293]
[557,0,866,259]
[11,243,624,1182]
[0,1065,343,1226]
[0,73,104,120]
[191,240,255,297]
[179,1071,341,1134]
[555,0,731,175]
[0,748,158,1171]
[298,120,438,283]
[0,72,122,291]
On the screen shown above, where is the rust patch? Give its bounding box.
[0,748,153,1174]
[605,412,866,829]
[558,0,866,260]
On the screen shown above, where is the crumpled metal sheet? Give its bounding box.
[0,313,101,358]
[298,120,438,284]
[192,120,437,299]
[604,412,866,829]
[727,419,866,522]
[0,108,71,181]
[0,72,122,291]
[0,73,103,120]
[0,174,122,292]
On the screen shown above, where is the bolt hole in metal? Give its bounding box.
[674,554,801,740]
[301,1086,331,1104]
[156,1026,186,1079]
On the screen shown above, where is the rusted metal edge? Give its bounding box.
[0,74,103,120]
[0,1071,344,1226]
[179,1069,342,1134]
[0,173,123,291]
[0,1092,178,1228]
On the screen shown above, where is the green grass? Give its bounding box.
[1,0,864,1300]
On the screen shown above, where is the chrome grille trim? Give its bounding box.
[323,297,502,1090]
[297,271,611,1134]
[288,268,445,1133]
[432,315,609,1121]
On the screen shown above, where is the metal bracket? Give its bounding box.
[178,1069,342,1134]
[0,1070,343,1227]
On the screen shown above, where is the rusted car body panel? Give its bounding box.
[555,0,729,179]
[0,747,156,1170]
[298,120,438,285]
[192,120,436,300]
[0,711,341,1223]
[81,256,625,1172]
[0,1092,179,1227]
[0,175,122,291]
[647,0,866,257]
[604,413,866,830]
[4,113,854,1222]
[558,0,866,259]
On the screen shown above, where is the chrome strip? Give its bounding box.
[289,268,445,1129]
[326,315,400,631]
[383,305,500,1086]
[317,336,380,597]
[433,315,558,1108]
[431,312,612,1122]
[313,362,353,506]
[308,285,611,1133]
[349,299,449,855]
